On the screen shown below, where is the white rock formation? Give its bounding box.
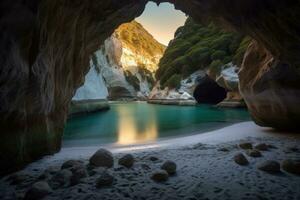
[73,21,165,101]
[149,70,206,100]
[73,63,108,101]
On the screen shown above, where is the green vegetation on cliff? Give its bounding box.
[156,18,250,86]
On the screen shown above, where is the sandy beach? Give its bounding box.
[1,122,300,200]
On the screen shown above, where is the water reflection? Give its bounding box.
[117,105,158,145]
[63,103,250,147]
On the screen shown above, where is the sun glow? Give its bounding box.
[136,2,187,45]
[117,105,158,145]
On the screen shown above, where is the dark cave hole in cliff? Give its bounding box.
[193,76,227,104]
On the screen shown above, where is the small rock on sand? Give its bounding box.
[118,154,134,168]
[151,170,169,182]
[254,143,269,151]
[61,160,83,170]
[70,167,88,186]
[51,169,73,188]
[281,159,300,175]
[96,171,114,188]
[24,181,52,200]
[89,149,114,168]
[149,156,159,161]
[218,147,229,152]
[161,161,177,175]
[257,160,280,173]
[234,153,249,166]
[246,149,262,157]
[238,142,253,150]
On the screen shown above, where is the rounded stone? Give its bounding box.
[70,167,88,186]
[246,149,262,157]
[96,171,114,188]
[118,154,134,168]
[161,161,177,175]
[51,169,73,188]
[257,160,281,173]
[89,149,114,168]
[281,159,300,175]
[151,170,169,182]
[254,143,269,151]
[234,153,249,166]
[238,142,253,150]
[61,160,83,169]
[24,181,52,200]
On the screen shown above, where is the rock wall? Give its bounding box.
[73,21,164,101]
[0,0,300,175]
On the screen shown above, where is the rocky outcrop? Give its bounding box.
[239,41,300,130]
[0,0,300,175]
[215,64,246,108]
[71,60,109,116]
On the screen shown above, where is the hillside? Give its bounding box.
[115,21,166,72]
[156,17,250,89]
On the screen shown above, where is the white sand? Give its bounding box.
[1,121,300,200]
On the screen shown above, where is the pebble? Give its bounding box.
[234,153,249,166]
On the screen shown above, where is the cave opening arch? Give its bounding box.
[0,0,299,175]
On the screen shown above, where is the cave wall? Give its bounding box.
[0,0,300,175]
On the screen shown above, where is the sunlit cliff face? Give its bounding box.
[117,106,158,145]
[114,21,166,73]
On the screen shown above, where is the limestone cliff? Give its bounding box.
[74,20,165,101]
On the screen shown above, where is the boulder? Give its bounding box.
[257,160,281,173]
[234,153,249,166]
[24,181,52,200]
[118,154,134,168]
[161,161,177,175]
[151,170,169,182]
[89,149,114,168]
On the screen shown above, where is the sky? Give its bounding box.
[136,2,187,46]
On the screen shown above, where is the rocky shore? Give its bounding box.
[147,99,197,106]
[1,123,299,200]
[69,100,110,117]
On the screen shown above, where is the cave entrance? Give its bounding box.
[66,0,249,149]
[1,0,258,175]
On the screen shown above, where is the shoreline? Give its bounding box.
[1,121,300,200]
[23,121,300,170]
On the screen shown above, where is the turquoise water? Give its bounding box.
[63,102,250,147]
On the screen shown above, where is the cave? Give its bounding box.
[193,76,227,104]
[0,0,300,175]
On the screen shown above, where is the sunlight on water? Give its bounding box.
[117,105,158,145]
[63,102,250,147]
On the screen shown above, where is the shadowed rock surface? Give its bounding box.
[0,0,300,175]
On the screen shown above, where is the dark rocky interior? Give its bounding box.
[193,76,227,104]
[0,0,299,175]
